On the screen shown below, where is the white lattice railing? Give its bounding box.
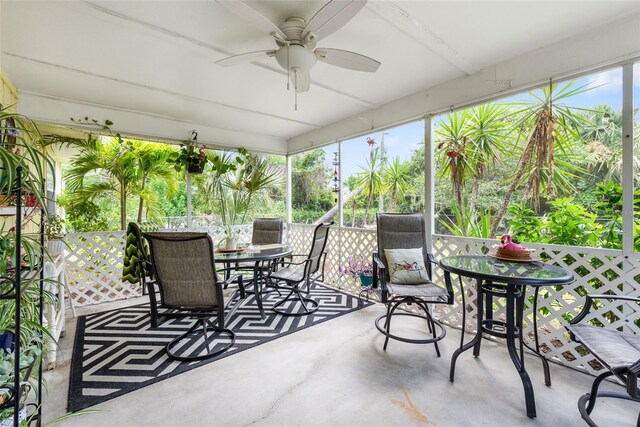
[62,225,640,376]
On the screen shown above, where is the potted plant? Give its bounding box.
[44,214,65,257]
[0,344,39,427]
[173,131,208,174]
[339,254,374,288]
[204,148,281,250]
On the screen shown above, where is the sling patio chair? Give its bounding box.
[144,231,245,361]
[266,222,331,316]
[233,218,285,295]
[373,213,454,355]
[567,294,640,427]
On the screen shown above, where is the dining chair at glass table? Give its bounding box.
[143,232,245,361]
[231,218,284,294]
[266,222,331,316]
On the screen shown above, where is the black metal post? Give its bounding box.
[13,166,22,427]
[37,175,45,426]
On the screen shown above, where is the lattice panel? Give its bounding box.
[64,231,133,306]
[63,225,640,376]
[286,224,378,294]
[433,234,640,376]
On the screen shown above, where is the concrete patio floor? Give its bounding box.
[42,297,635,426]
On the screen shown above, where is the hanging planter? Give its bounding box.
[172,130,209,174]
[187,158,206,174]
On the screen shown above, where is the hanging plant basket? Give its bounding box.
[187,158,206,174]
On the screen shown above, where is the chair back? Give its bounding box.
[376,213,432,280]
[306,222,332,276]
[144,232,220,308]
[252,218,284,244]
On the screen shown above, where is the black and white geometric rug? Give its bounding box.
[68,282,370,412]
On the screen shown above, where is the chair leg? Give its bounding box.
[384,302,402,351]
[272,284,318,316]
[420,303,441,358]
[586,371,614,414]
[148,286,159,328]
[166,316,235,362]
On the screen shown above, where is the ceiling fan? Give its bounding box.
[215,0,381,95]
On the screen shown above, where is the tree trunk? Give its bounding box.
[351,200,356,227]
[314,183,366,225]
[491,144,536,236]
[470,177,480,211]
[137,174,147,223]
[120,180,127,230]
[363,183,374,227]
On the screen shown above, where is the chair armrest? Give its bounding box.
[441,270,455,304]
[427,253,437,265]
[571,294,640,325]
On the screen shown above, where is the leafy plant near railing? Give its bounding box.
[507,202,543,243]
[438,204,492,238]
[504,186,640,251]
[545,198,602,247]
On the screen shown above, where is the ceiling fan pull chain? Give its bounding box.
[294,68,298,111]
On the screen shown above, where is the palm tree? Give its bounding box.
[382,157,410,211]
[64,135,139,230]
[356,147,383,227]
[491,81,589,235]
[466,103,510,208]
[435,110,474,216]
[203,149,282,232]
[130,141,178,222]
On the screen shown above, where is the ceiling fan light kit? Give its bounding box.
[216,0,381,109]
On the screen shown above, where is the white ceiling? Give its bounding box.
[2,1,640,155]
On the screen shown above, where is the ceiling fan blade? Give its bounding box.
[215,50,275,66]
[216,0,286,40]
[292,69,311,93]
[303,0,367,42]
[316,48,380,72]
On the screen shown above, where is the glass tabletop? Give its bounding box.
[439,255,574,286]
[214,244,293,263]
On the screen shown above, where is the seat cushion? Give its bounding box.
[568,323,640,370]
[387,281,449,301]
[384,247,428,284]
[269,267,304,283]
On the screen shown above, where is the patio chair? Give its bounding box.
[144,232,245,361]
[232,218,285,294]
[567,294,640,427]
[267,222,332,316]
[251,218,284,244]
[373,213,454,355]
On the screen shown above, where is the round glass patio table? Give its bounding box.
[439,255,574,419]
[215,244,293,318]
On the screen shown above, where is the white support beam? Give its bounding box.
[186,173,192,229]
[18,92,289,155]
[338,141,343,228]
[367,1,479,76]
[424,115,434,251]
[622,62,635,257]
[288,12,640,153]
[286,155,292,224]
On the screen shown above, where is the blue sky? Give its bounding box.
[315,64,640,184]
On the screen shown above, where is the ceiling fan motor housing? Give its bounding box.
[275,44,317,72]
